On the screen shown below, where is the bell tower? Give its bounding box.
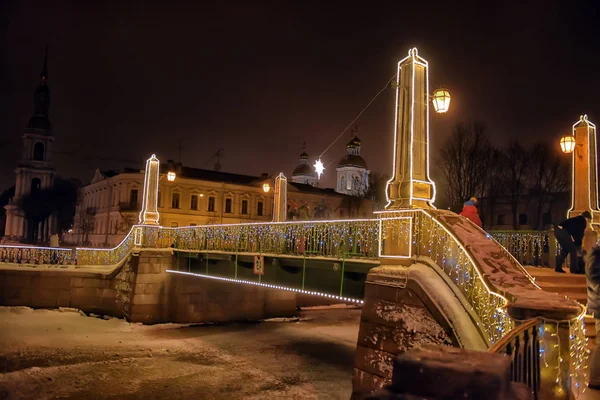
[3,50,56,243]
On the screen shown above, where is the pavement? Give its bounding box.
[0,305,362,400]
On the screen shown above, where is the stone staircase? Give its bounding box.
[525,267,595,349]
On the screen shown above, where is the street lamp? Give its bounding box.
[167,171,176,181]
[263,183,270,193]
[432,88,451,113]
[560,134,577,155]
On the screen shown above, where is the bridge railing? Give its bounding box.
[488,230,559,267]
[139,219,382,260]
[489,318,541,399]
[413,210,513,344]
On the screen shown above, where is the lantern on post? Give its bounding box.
[167,171,176,181]
[432,88,451,114]
[263,183,270,193]
[560,135,576,154]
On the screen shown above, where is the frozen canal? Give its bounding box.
[0,305,361,400]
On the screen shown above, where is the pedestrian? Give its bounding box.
[554,210,592,273]
[459,197,482,228]
[586,244,600,390]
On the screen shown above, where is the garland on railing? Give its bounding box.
[489,230,561,266]
[146,219,382,260]
[74,230,135,265]
[415,211,513,344]
[0,246,73,265]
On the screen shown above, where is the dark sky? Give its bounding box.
[1,0,599,192]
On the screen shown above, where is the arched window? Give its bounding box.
[33,142,45,161]
[340,176,346,191]
[31,178,41,194]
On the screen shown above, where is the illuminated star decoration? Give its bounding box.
[314,159,325,180]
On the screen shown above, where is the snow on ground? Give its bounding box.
[0,306,361,400]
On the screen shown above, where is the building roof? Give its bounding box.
[288,181,344,197]
[337,154,368,169]
[160,164,263,185]
[292,164,313,176]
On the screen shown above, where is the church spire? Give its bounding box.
[40,46,48,81]
[27,48,52,134]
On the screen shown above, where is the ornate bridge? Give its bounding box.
[0,47,594,399]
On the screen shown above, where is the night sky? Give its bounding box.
[1,1,599,194]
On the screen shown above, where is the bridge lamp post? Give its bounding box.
[385,48,450,210]
[559,115,600,228]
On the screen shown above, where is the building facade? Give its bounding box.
[3,52,56,243]
[65,160,373,248]
[336,135,370,196]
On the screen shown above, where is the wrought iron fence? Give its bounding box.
[488,230,559,267]
[489,318,541,399]
[0,245,74,265]
[145,219,381,260]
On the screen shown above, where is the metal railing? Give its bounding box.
[141,219,381,260]
[488,230,559,267]
[489,318,541,399]
[0,245,74,265]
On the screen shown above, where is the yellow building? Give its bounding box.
[65,160,373,248]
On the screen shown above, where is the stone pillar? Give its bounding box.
[273,172,287,222]
[139,154,160,225]
[385,48,435,209]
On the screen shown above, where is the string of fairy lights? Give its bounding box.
[490,231,562,265]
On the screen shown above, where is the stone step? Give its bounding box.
[536,282,587,294]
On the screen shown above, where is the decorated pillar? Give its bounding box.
[385,48,436,209]
[273,173,287,222]
[139,154,160,225]
[568,115,600,224]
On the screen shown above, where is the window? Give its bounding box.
[158,191,162,207]
[257,201,264,216]
[130,189,138,208]
[497,214,506,225]
[171,193,180,209]
[225,198,232,213]
[33,142,44,161]
[208,196,215,212]
[241,199,248,214]
[519,213,528,225]
[171,222,178,228]
[190,194,198,210]
[31,178,41,194]
[543,212,552,225]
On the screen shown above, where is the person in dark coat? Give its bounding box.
[459,197,482,228]
[554,211,592,273]
[586,245,600,389]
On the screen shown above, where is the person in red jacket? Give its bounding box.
[459,197,482,228]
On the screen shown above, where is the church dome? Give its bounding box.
[293,163,313,176]
[337,154,368,169]
[346,136,361,148]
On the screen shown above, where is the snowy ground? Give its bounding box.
[0,305,361,400]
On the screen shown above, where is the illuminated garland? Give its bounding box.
[74,229,135,265]
[0,245,73,265]
[412,210,513,343]
[489,230,561,266]
[145,219,382,260]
